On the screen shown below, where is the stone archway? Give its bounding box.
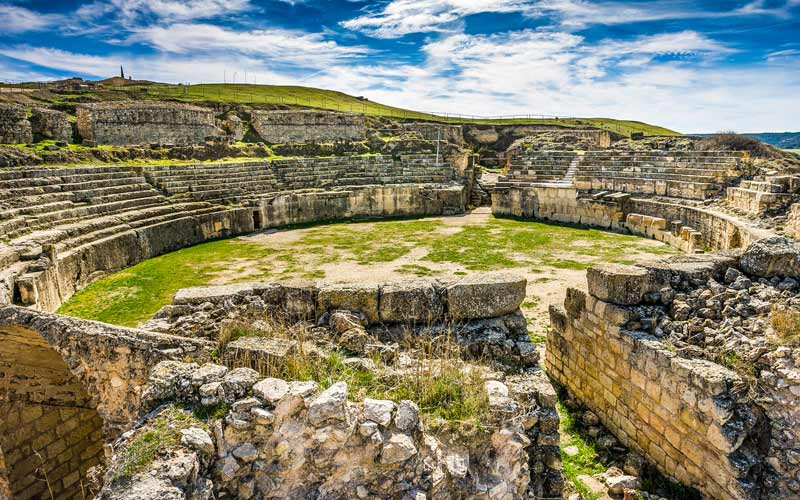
[0,324,105,499]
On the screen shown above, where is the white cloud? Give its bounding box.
[0,46,294,84]
[75,0,253,27]
[341,0,796,37]
[341,0,530,38]
[0,4,63,33]
[129,23,370,67]
[2,22,797,132]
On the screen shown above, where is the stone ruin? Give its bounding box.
[0,104,33,145]
[1,99,800,499]
[76,102,222,146]
[249,110,367,144]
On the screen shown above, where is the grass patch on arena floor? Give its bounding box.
[58,214,676,327]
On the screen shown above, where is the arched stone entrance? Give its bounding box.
[0,324,105,499]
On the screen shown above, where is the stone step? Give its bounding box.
[0,166,136,180]
[575,171,725,183]
[57,207,232,261]
[738,180,785,193]
[53,204,220,253]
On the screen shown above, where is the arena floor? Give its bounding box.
[58,208,677,333]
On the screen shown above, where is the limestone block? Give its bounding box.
[308,382,348,425]
[173,283,259,305]
[317,283,380,324]
[586,263,654,305]
[446,272,527,321]
[379,280,444,323]
[740,236,800,278]
[223,337,297,373]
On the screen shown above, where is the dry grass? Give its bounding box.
[217,317,490,426]
[697,131,773,158]
[770,305,800,347]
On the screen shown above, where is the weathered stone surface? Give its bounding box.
[380,280,444,323]
[0,103,32,144]
[250,110,366,143]
[587,263,653,305]
[317,283,380,324]
[223,336,297,373]
[363,398,395,426]
[307,381,348,425]
[252,378,290,405]
[394,400,420,432]
[446,272,527,320]
[740,236,800,278]
[77,101,221,146]
[380,433,418,464]
[180,427,214,455]
[30,108,72,142]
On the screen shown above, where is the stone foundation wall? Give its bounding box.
[546,259,768,500]
[250,110,366,143]
[0,402,104,500]
[30,108,72,142]
[76,102,220,146]
[0,103,32,144]
[492,185,769,253]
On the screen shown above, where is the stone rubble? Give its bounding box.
[100,360,562,500]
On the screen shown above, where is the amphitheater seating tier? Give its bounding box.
[494,150,743,200]
[143,155,456,205]
[574,151,743,199]
[0,167,231,268]
[503,152,577,184]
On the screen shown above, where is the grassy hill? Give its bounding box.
[1,81,680,137]
[121,83,680,138]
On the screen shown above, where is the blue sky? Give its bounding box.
[1,0,798,132]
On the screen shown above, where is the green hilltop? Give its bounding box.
[7,80,678,138]
[143,84,681,138]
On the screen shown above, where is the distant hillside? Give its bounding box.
[744,132,800,150]
[694,132,800,149]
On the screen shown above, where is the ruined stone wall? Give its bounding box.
[0,103,32,144]
[546,258,768,500]
[402,122,464,143]
[0,304,214,499]
[0,402,104,500]
[625,198,771,251]
[100,361,561,499]
[76,102,220,146]
[492,185,769,253]
[0,306,214,432]
[30,108,72,142]
[250,110,366,143]
[257,183,466,228]
[149,272,538,368]
[787,203,800,240]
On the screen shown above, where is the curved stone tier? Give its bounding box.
[0,156,466,312]
[492,184,771,253]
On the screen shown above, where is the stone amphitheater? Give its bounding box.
[1,99,800,500]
